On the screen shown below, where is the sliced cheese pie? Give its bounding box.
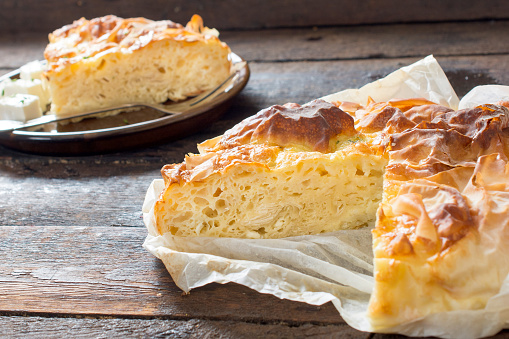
[153,96,509,329]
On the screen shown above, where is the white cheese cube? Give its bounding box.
[19,60,47,81]
[0,94,42,122]
[0,78,10,97]
[3,78,50,112]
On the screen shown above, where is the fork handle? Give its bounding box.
[0,103,178,133]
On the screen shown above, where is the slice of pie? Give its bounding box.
[154,99,387,238]
[43,14,231,117]
[152,95,509,329]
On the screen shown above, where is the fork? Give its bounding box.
[0,60,246,133]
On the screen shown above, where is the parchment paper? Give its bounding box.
[143,55,509,338]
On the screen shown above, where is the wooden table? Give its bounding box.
[2,7,509,338]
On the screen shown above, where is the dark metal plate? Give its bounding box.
[0,53,249,155]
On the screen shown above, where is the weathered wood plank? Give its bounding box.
[371,333,509,339]
[0,226,343,324]
[221,20,509,63]
[0,175,151,226]
[0,33,46,70]
[3,223,508,338]
[2,316,509,339]
[1,0,509,33]
[2,21,509,69]
[0,316,369,339]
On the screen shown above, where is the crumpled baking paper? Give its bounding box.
[321,55,460,110]
[143,55,509,338]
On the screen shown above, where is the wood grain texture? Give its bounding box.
[0,317,370,339]
[2,226,508,338]
[2,20,509,70]
[0,226,343,324]
[2,316,509,339]
[221,21,509,63]
[2,317,509,339]
[1,0,509,33]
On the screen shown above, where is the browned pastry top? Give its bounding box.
[44,14,222,71]
[329,98,509,256]
[386,104,509,181]
[161,144,282,185]
[219,99,358,153]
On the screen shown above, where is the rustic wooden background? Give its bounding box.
[2,0,509,337]
[2,0,509,33]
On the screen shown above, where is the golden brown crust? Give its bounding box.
[381,104,509,239]
[163,100,509,201]
[367,102,509,328]
[403,104,453,124]
[219,99,357,153]
[377,180,475,253]
[385,104,509,181]
[161,144,281,185]
[44,14,223,72]
[370,151,509,328]
[352,98,441,133]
